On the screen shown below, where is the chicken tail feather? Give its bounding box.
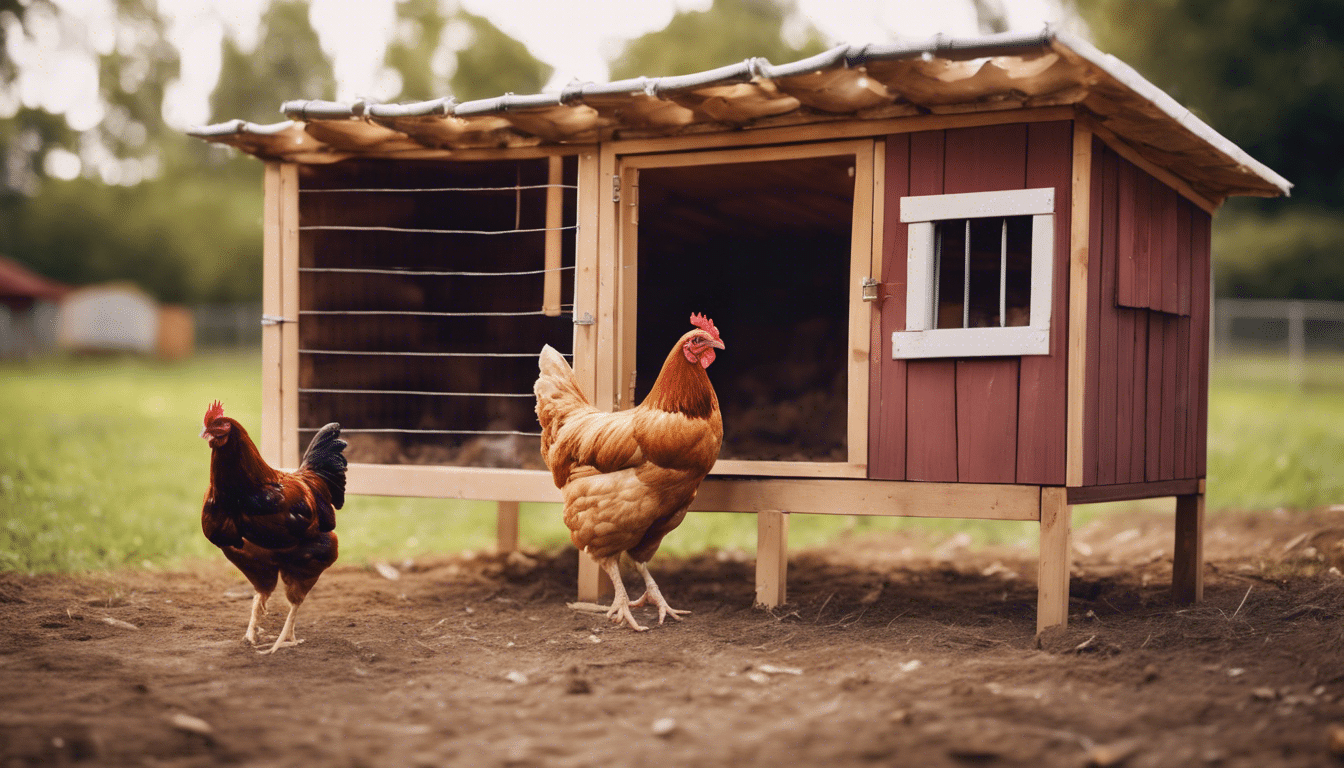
[299,423,348,512]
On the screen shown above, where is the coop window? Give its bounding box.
[893,187,1054,359]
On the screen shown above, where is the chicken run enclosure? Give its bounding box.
[192,29,1289,632]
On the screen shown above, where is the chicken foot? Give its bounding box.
[629,562,690,625]
[600,558,649,632]
[243,592,270,645]
[259,602,304,655]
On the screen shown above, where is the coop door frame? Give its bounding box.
[609,139,878,479]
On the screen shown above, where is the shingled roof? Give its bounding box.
[188,27,1290,204]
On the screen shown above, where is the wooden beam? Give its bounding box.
[846,140,876,472]
[1066,123,1093,487]
[1173,491,1205,603]
[577,550,613,602]
[573,151,601,399]
[279,163,301,469]
[1082,117,1220,215]
[611,106,1077,157]
[542,155,563,317]
[595,143,619,410]
[1037,486,1071,633]
[496,500,519,554]
[1066,478,1201,504]
[691,478,1042,520]
[260,163,283,467]
[346,464,562,502]
[755,510,789,608]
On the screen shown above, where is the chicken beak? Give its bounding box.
[200,427,209,440]
[710,338,725,350]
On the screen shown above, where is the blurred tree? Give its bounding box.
[1071,0,1344,300]
[608,0,829,80]
[209,0,335,123]
[382,0,551,103]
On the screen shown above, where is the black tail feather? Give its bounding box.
[300,422,347,514]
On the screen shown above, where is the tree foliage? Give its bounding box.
[209,0,335,124]
[608,0,829,80]
[1072,0,1344,299]
[382,0,551,103]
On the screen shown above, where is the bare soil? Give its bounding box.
[4,506,1344,768]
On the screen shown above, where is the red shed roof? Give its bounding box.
[0,256,69,302]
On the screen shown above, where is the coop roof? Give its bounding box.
[187,27,1290,204]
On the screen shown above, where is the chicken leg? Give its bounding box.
[629,561,690,625]
[259,602,303,655]
[243,592,270,645]
[600,557,650,632]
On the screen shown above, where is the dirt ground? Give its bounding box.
[4,507,1344,768]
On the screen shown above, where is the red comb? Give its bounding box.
[689,313,720,341]
[204,400,224,428]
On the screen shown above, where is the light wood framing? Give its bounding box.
[280,162,300,469]
[573,151,602,399]
[1066,123,1093,486]
[1172,492,1205,603]
[542,155,564,316]
[496,501,519,554]
[1082,116,1220,215]
[261,163,283,467]
[690,478,1041,520]
[755,510,789,608]
[615,139,876,478]
[1037,486,1072,632]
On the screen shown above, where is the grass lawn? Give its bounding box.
[2,350,1341,573]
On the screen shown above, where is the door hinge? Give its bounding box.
[612,175,621,202]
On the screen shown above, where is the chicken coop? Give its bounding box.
[191,29,1289,632]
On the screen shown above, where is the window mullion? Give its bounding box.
[999,218,1007,328]
[962,219,970,329]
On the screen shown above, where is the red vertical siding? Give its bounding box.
[1160,313,1181,480]
[1016,121,1073,486]
[1193,207,1212,476]
[1095,146,1120,486]
[944,124,1026,484]
[903,130,959,482]
[870,134,910,480]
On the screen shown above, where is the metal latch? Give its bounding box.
[573,311,595,326]
[260,315,293,326]
[611,176,621,202]
[861,277,880,302]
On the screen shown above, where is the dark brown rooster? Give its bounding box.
[200,401,346,654]
[535,313,724,631]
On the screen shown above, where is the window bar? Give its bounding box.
[963,219,971,329]
[932,225,942,330]
[299,387,536,397]
[297,428,542,436]
[300,183,577,193]
[1000,218,1008,328]
[299,224,576,235]
[299,266,575,277]
[299,349,558,357]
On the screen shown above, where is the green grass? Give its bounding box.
[2,350,1340,573]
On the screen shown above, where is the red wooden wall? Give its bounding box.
[869,121,1073,484]
[1083,139,1211,486]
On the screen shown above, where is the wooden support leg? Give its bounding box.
[496,501,519,554]
[1173,491,1205,604]
[755,510,789,608]
[1037,487,1071,633]
[577,549,613,603]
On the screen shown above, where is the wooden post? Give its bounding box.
[542,156,563,317]
[755,510,789,608]
[278,163,301,469]
[496,501,519,554]
[577,550,614,603]
[1037,487,1071,633]
[1172,491,1205,603]
[260,163,283,467]
[1066,123,1093,486]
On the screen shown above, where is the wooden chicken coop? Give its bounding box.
[191,29,1289,632]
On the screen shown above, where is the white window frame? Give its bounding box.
[893,187,1055,359]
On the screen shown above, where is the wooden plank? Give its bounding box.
[1037,486,1070,633]
[1082,136,1104,487]
[870,134,907,480]
[1192,208,1213,475]
[904,129,958,482]
[347,464,563,501]
[1174,315,1192,478]
[1175,193,1191,317]
[1016,121,1072,486]
[496,500,519,553]
[542,156,564,316]
[1172,492,1205,603]
[1066,478,1200,504]
[594,144,619,410]
[943,123,1026,484]
[847,140,877,472]
[1115,305,1137,482]
[754,510,789,608]
[572,151,601,399]
[691,478,1042,520]
[1155,184,1181,315]
[578,550,613,602]
[261,163,283,467]
[1145,312,1163,481]
[1066,123,1093,487]
[617,165,639,410]
[1160,314,1180,480]
[1128,310,1149,483]
[279,163,301,469]
[955,358,1019,483]
[1096,145,1120,485]
[610,106,1078,157]
[1131,170,1153,310]
[710,459,866,479]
